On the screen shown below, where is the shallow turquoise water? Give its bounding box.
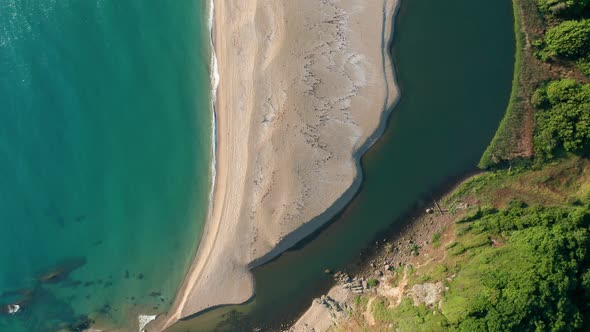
[0,1,211,331]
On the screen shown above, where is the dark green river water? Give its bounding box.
[169,0,515,330]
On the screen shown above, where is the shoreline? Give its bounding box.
[289,172,481,331]
[207,0,218,219]
[145,1,224,330]
[255,170,482,331]
[148,1,400,330]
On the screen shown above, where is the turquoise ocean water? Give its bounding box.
[0,1,212,331]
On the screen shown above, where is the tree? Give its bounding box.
[539,0,590,16]
[533,79,590,159]
[543,20,590,59]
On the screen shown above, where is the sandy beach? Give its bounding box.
[147,0,399,330]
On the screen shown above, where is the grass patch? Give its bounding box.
[408,264,451,288]
[446,242,467,257]
[449,157,590,209]
[455,223,472,236]
[354,295,369,308]
[432,232,441,248]
[367,278,379,288]
[371,298,450,331]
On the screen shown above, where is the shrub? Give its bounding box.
[543,20,590,59]
[538,0,590,16]
[533,79,590,159]
[577,55,590,76]
[367,278,379,288]
[532,86,550,108]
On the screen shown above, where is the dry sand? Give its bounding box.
[147,0,399,330]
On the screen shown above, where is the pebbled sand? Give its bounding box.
[148,0,399,330]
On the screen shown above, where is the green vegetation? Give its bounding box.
[371,298,449,331]
[431,232,441,248]
[538,0,590,16]
[479,0,526,168]
[356,159,590,331]
[443,202,590,331]
[576,55,590,75]
[367,278,379,288]
[482,0,590,168]
[409,243,421,255]
[527,0,590,163]
[540,20,590,60]
[533,79,590,159]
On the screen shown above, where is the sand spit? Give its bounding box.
[148,0,399,330]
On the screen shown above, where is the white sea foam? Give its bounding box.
[207,0,219,220]
[7,304,20,315]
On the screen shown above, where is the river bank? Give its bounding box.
[290,155,590,331]
[290,174,480,331]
